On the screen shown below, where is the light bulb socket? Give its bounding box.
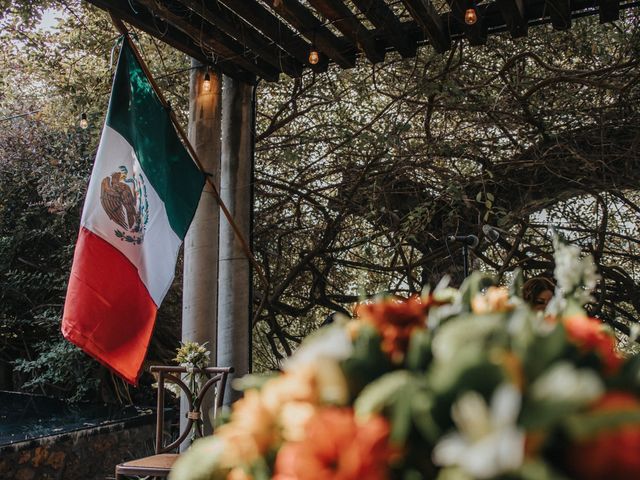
[79,112,88,129]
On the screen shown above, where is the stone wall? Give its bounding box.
[0,416,158,480]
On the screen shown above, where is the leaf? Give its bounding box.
[406,328,432,372]
[521,324,567,380]
[520,399,585,430]
[509,268,524,298]
[354,371,436,444]
[341,325,392,399]
[564,410,640,440]
[354,370,414,416]
[517,461,571,480]
[231,373,278,392]
[458,271,495,312]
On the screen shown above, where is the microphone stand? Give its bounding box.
[463,243,470,278]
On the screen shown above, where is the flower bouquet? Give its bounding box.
[170,238,640,480]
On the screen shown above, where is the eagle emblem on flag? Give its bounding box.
[100,165,149,244]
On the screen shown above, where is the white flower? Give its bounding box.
[530,362,604,405]
[550,236,600,313]
[283,324,353,370]
[432,384,525,479]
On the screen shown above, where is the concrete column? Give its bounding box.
[217,76,254,404]
[181,63,221,444]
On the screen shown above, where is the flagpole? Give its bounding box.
[108,13,268,289]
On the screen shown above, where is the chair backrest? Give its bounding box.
[149,365,234,454]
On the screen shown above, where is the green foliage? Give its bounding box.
[13,338,100,402]
[0,115,95,399]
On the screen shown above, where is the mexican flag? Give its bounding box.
[62,42,204,384]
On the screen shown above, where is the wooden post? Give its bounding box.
[217,75,254,404]
[181,61,222,445]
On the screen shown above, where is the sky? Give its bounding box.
[39,8,61,31]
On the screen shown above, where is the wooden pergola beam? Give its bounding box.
[218,0,329,73]
[265,0,357,68]
[306,0,385,63]
[599,0,621,22]
[86,0,254,82]
[545,0,571,30]
[496,0,528,37]
[351,0,417,58]
[179,0,304,78]
[86,0,638,81]
[135,0,280,81]
[401,0,451,53]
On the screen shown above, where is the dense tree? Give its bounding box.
[250,14,640,367]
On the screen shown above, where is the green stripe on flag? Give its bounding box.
[106,42,204,240]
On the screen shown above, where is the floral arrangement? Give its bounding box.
[163,341,212,439]
[175,340,211,370]
[170,239,640,480]
[171,340,211,399]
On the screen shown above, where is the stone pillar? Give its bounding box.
[181,63,221,445]
[217,76,254,404]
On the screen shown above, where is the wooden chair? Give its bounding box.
[115,365,233,479]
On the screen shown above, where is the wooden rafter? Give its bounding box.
[599,0,621,22]
[265,0,357,68]
[135,0,280,80]
[178,0,304,78]
[84,0,638,83]
[306,0,385,63]
[401,0,451,53]
[496,0,528,37]
[218,0,329,73]
[86,0,253,81]
[545,0,571,30]
[351,0,417,58]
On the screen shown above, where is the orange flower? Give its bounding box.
[566,392,640,480]
[227,467,253,480]
[357,296,427,363]
[273,408,392,480]
[563,315,623,373]
[471,286,514,314]
[223,389,277,453]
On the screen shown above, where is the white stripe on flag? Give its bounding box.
[82,126,182,305]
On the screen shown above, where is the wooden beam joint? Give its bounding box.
[545,0,571,30]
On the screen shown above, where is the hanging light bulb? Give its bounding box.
[273,0,282,7]
[464,7,477,25]
[308,47,320,65]
[203,71,211,93]
[79,112,88,129]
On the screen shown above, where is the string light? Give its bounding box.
[308,47,320,65]
[79,112,88,129]
[465,7,478,25]
[308,30,319,65]
[202,70,211,92]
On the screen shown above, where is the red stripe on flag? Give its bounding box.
[62,227,158,384]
